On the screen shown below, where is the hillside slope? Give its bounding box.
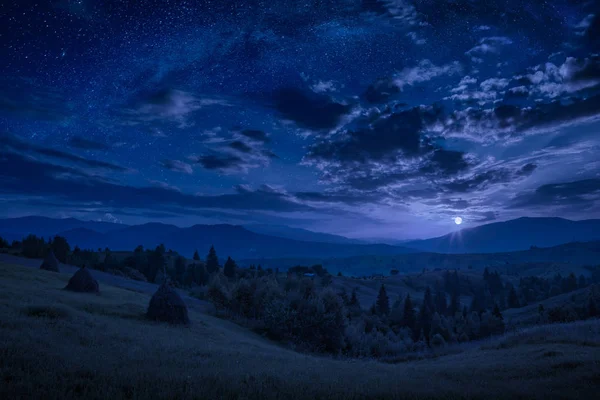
[1,261,600,399]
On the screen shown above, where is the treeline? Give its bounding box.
[1,234,254,285]
[2,234,72,263]
[204,267,506,359]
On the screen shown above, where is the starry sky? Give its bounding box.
[1,0,600,240]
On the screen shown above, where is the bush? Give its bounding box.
[431,333,446,348]
[206,278,230,312]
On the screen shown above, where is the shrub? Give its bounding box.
[431,333,446,348]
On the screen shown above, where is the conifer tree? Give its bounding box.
[350,289,360,307]
[402,294,416,331]
[507,286,520,308]
[376,284,390,315]
[434,285,447,315]
[423,286,435,313]
[449,290,460,316]
[206,245,219,273]
[589,297,598,318]
[193,250,200,261]
[492,303,503,320]
[223,256,237,279]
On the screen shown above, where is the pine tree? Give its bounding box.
[174,256,187,283]
[589,297,598,318]
[402,294,416,331]
[492,303,503,320]
[193,250,200,261]
[423,286,435,313]
[419,303,432,343]
[507,287,520,308]
[350,289,360,307]
[206,245,219,274]
[376,284,390,315]
[434,285,447,315]
[223,256,237,279]
[449,290,460,316]
[578,274,587,289]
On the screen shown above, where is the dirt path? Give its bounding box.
[0,253,212,312]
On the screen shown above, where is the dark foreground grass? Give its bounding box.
[1,262,599,400]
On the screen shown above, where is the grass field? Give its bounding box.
[1,262,599,400]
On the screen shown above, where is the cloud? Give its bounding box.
[272,87,352,131]
[68,136,111,151]
[517,56,600,98]
[310,80,337,93]
[441,94,600,143]
[361,0,420,27]
[122,88,229,128]
[1,134,127,172]
[466,36,513,56]
[160,159,193,174]
[363,78,401,104]
[509,178,600,210]
[229,140,254,153]
[0,78,73,121]
[0,152,311,213]
[392,60,462,90]
[197,154,244,171]
[304,105,476,191]
[195,127,278,174]
[239,129,270,143]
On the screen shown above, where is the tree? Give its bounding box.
[376,284,390,315]
[174,256,187,283]
[0,236,9,248]
[206,245,219,273]
[22,234,47,258]
[448,290,460,316]
[193,250,200,261]
[419,303,432,344]
[423,287,435,313]
[492,303,503,320]
[402,294,416,331]
[434,286,447,315]
[589,297,598,318]
[147,246,167,283]
[507,287,520,308]
[223,256,237,279]
[566,273,578,292]
[51,235,71,263]
[578,274,587,289]
[349,289,360,307]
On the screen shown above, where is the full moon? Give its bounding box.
[454,217,463,225]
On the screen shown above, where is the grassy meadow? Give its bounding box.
[1,261,599,400]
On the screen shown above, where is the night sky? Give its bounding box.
[1,0,600,240]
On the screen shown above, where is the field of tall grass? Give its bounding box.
[1,262,599,399]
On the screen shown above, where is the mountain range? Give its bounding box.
[404,217,600,254]
[0,217,413,259]
[1,216,600,259]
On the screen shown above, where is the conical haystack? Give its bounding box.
[40,250,59,272]
[65,266,99,293]
[146,282,190,325]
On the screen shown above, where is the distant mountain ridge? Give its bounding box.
[3,216,600,259]
[405,217,600,254]
[242,224,366,244]
[0,216,414,259]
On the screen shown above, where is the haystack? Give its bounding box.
[40,250,59,272]
[65,266,99,293]
[146,282,190,325]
